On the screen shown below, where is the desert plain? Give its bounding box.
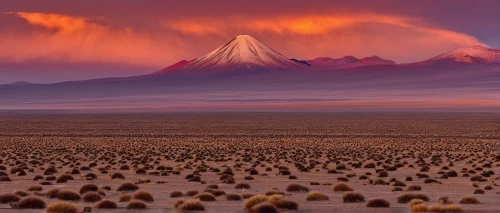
[0,113,499,213]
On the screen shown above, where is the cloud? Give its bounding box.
[0,12,192,67]
[0,11,488,69]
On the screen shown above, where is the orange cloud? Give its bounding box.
[0,12,192,67]
[13,12,91,32]
[0,12,488,69]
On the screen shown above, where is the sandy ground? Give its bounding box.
[0,113,499,212]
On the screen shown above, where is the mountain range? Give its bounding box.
[0,35,499,112]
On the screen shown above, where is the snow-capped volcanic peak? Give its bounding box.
[182,35,306,71]
[429,45,500,64]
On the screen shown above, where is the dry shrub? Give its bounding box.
[242,193,254,199]
[342,192,365,203]
[14,191,30,197]
[94,200,117,209]
[267,195,298,210]
[397,193,430,203]
[0,193,20,204]
[408,199,425,208]
[306,192,329,201]
[333,183,353,192]
[45,189,59,198]
[244,194,267,209]
[117,182,139,191]
[423,204,463,212]
[439,196,453,204]
[193,192,216,201]
[118,193,132,202]
[133,190,154,202]
[82,192,102,202]
[57,190,81,201]
[250,202,278,213]
[285,183,309,192]
[410,203,428,212]
[46,201,78,213]
[442,204,462,212]
[186,190,199,196]
[407,185,422,191]
[235,183,251,189]
[111,173,125,179]
[204,189,225,197]
[473,189,485,194]
[17,196,46,209]
[127,200,147,209]
[177,199,205,211]
[366,198,390,207]
[265,191,285,196]
[170,191,183,197]
[459,196,479,204]
[226,194,242,201]
[27,185,42,192]
[79,184,98,194]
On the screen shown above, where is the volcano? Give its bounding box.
[416,45,500,65]
[180,35,307,72]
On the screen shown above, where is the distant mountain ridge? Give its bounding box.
[156,35,498,74]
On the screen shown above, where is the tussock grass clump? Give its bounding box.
[244,194,267,209]
[0,193,20,204]
[439,196,453,204]
[474,189,485,194]
[408,199,425,208]
[56,174,74,183]
[46,201,78,213]
[226,194,242,201]
[235,183,251,189]
[133,190,154,202]
[265,191,285,196]
[397,193,430,203]
[204,189,226,197]
[250,202,278,213]
[366,198,390,207]
[186,190,199,196]
[118,193,132,202]
[342,192,365,203]
[267,195,298,210]
[95,200,117,209]
[57,190,81,201]
[111,173,125,179]
[170,191,183,197]
[407,185,422,191]
[176,199,205,211]
[14,191,30,197]
[306,192,329,201]
[442,204,462,212]
[127,200,147,209]
[333,183,353,192]
[459,196,479,204]
[286,183,309,192]
[27,185,42,192]
[117,182,139,191]
[409,203,428,212]
[17,196,46,209]
[79,184,98,194]
[242,193,254,199]
[82,192,102,202]
[194,192,216,201]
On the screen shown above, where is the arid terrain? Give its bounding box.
[0,113,499,212]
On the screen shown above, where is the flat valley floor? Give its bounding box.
[0,113,499,212]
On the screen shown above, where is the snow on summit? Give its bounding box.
[182,35,307,71]
[428,45,500,64]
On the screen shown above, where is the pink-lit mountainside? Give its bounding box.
[1,35,499,111]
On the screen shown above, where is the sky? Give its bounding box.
[0,0,499,83]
